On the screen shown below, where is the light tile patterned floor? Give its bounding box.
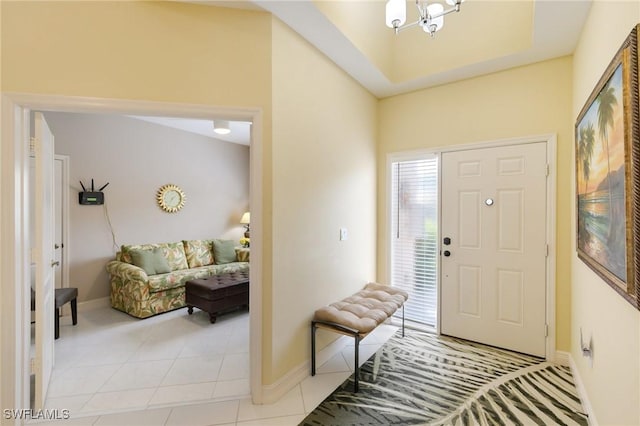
[31,306,396,425]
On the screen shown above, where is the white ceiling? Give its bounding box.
[130,116,251,146]
[134,0,593,142]
[256,0,592,98]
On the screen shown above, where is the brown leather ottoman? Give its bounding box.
[185,271,249,323]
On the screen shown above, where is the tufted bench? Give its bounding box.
[185,270,249,323]
[311,282,408,391]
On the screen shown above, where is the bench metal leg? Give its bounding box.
[354,333,360,392]
[311,310,407,394]
[55,308,60,340]
[311,321,317,376]
[71,297,78,325]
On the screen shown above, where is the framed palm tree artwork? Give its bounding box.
[575,24,639,310]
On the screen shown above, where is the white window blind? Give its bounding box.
[391,157,438,326]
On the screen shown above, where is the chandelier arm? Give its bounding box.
[394,19,422,33]
[414,0,426,19]
[428,5,462,20]
[387,0,463,35]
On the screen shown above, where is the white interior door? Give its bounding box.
[54,158,63,289]
[440,142,548,357]
[33,112,56,409]
[34,158,66,287]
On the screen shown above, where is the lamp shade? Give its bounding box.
[424,3,444,32]
[240,212,250,224]
[385,0,406,28]
[213,120,231,135]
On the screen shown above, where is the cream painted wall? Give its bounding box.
[1,2,271,108]
[0,0,4,408]
[270,18,378,383]
[378,57,574,350]
[42,112,249,303]
[571,2,640,424]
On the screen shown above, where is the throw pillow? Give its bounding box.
[212,239,237,264]
[183,239,214,268]
[129,248,171,275]
[235,247,250,262]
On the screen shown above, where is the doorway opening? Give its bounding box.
[28,111,253,413]
[1,93,264,414]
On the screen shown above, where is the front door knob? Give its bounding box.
[443,250,451,257]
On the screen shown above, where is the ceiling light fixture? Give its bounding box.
[213,120,231,135]
[386,0,464,37]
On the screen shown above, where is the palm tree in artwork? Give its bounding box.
[596,80,617,235]
[577,122,596,244]
[579,122,596,195]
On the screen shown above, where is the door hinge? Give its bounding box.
[545,244,549,257]
[545,324,549,337]
[545,164,550,177]
[30,357,36,375]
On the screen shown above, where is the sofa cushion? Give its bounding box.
[192,261,250,277]
[183,239,214,268]
[146,263,250,294]
[212,239,237,264]
[121,242,188,271]
[129,248,171,275]
[147,270,191,293]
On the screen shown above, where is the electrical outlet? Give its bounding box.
[340,228,348,241]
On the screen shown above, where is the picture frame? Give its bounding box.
[575,24,639,310]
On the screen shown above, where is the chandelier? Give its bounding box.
[385,0,465,37]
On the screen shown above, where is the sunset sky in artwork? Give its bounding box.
[577,65,625,195]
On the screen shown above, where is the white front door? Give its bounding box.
[440,142,548,357]
[33,112,56,409]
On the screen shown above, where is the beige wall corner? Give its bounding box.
[269,17,378,386]
[571,1,640,425]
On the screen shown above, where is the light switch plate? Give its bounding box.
[340,228,348,241]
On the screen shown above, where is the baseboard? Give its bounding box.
[562,350,598,426]
[261,360,309,405]
[261,334,350,404]
[77,296,110,312]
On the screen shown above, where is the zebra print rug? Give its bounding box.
[301,331,588,425]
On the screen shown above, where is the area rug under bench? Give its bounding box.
[301,331,588,425]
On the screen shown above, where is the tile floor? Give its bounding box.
[31,306,398,425]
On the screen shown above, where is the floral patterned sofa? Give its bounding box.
[107,239,249,318]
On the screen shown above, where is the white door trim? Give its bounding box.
[385,134,557,361]
[1,96,32,422]
[0,92,265,414]
[55,154,70,290]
